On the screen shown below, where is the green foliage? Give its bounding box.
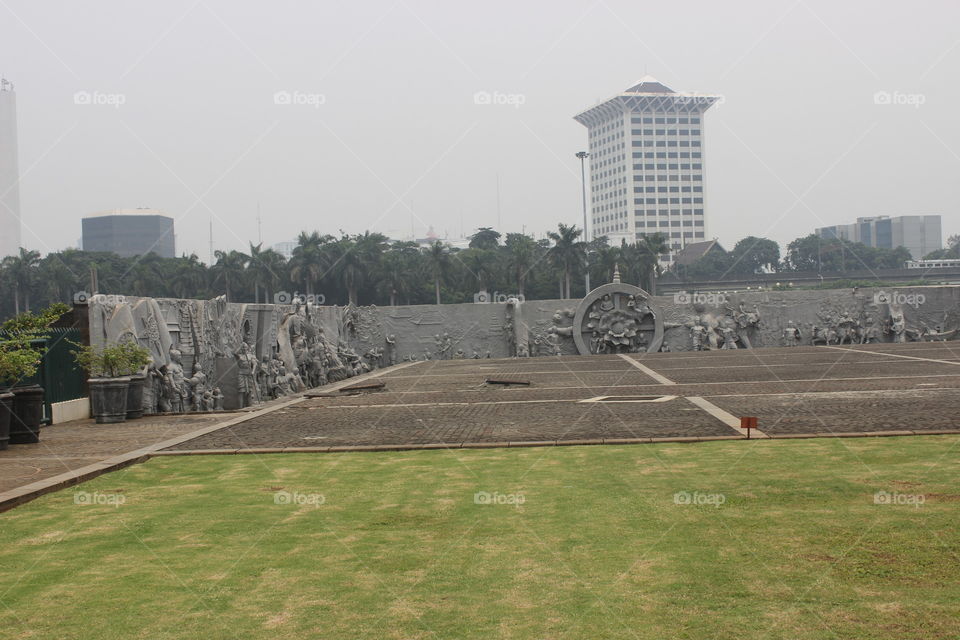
[0,303,69,386]
[71,341,152,379]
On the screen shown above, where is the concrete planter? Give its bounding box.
[0,390,13,450]
[125,375,146,420]
[88,377,130,424]
[10,385,44,444]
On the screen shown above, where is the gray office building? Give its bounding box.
[82,208,175,258]
[816,215,941,259]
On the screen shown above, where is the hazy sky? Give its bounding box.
[2,0,958,261]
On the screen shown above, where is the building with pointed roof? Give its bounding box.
[574,76,720,263]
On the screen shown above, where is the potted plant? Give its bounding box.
[72,341,151,424]
[0,304,69,445]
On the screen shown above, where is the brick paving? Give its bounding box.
[165,342,960,452]
[0,413,231,494]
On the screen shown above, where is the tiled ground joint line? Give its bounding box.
[618,354,761,437]
[825,345,960,366]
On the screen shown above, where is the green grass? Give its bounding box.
[1,437,959,639]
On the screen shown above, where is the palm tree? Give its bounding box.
[328,232,388,305]
[170,255,208,298]
[380,241,420,305]
[621,233,669,293]
[547,223,585,299]
[289,231,328,297]
[211,249,249,302]
[2,248,41,314]
[504,233,538,297]
[591,240,621,285]
[247,243,287,303]
[423,240,450,304]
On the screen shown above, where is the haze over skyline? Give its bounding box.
[2,0,958,261]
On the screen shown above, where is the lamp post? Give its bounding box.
[576,151,590,294]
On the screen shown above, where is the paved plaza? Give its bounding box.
[166,341,960,451]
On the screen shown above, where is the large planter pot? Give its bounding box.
[10,385,44,444]
[126,375,146,420]
[0,390,13,450]
[88,377,130,424]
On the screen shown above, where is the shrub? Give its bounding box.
[72,341,152,379]
[0,303,70,388]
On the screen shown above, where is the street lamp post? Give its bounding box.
[576,151,590,294]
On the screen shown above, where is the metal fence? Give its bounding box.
[2,328,86,423]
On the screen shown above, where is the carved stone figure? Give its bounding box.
[385,334,397,366]
[167,347,188,412]
[235,342,259,407]
[212,387,224,411]
[783,321,802,347]
[187,363,207,412]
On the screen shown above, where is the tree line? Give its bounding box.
[0,226,947,321]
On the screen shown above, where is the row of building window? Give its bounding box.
[637,220,705,227]
[635,185,704,192]
[631,129,701,136]
[635,175,703,182]
[634,163,702,171]
[632,140,702,148]
[633,151,702,159]
[635,196,704,203]
[631,116,701,125]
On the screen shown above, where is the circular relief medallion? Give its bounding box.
[572,283,664,355]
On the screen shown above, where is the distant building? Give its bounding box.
[272,241,297,259]
[816,215,941,259]
[0,78,21,259]
[81,208,175,258]
[574,75,721,262]
[673,239,724,268]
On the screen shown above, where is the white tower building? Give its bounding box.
[0,78,21,259]
[574,76,719,264]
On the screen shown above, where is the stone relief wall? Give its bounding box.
[88,285,959,414]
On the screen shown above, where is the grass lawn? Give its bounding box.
[1,436,959,639]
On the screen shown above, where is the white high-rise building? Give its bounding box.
[574,76,720,263]
[0,78,21,259]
